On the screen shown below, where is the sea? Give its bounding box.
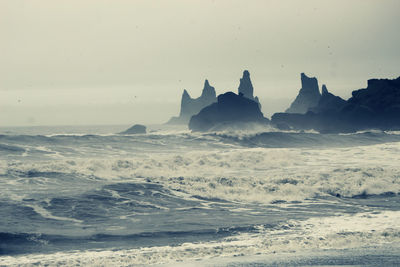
[0,124,400,266]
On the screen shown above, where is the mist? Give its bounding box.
[1,0,399,126]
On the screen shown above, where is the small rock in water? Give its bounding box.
[120,124,146,134]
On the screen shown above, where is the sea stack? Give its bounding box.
[238,70,261,107]
[189,92,269,132]
[167,79,217,124]
[286,73,321,114]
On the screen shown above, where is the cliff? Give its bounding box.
[272,76,400,133]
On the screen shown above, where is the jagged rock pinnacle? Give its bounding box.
[321,84,329,95]
[182,89,191,99]
[173,80,217,122]
[201,79,216,100]
[285,73,321,114]
[238,70,254,100]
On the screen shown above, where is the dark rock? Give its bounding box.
[238,70,261,107]
[167,80,217,124]
[189,92,269,132]
[238,70,254,100]
[348,78,400,114]
[308,85,346,114]
[272,111,358,133]
[272,112,318,131]
[120,124,146,134]
[286,73,321,114]
[272,76,400,133]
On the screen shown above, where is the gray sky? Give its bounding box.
[1,0,399,126]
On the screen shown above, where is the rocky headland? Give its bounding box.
[272,76,400,133]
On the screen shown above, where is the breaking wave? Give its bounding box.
[2,210,399,266]
[1,130,400,154]
[2,128,400,265]
[2,141,400,204]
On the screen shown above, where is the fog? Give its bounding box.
[1,0,399,126]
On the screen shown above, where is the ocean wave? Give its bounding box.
[0,224,261,256]
[210,131,400,148]
[2,130,400,153]
[0,144,25,153]
[1,210,399,266]
[2,142,400,204]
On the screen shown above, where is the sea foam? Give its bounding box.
[2,142,400,204]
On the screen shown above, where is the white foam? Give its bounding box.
[24,203,83,224]
[1,210,399,266]
[2,142,400,204]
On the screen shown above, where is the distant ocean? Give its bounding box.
[1,124,400,266]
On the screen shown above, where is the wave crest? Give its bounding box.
[3,142,400,204]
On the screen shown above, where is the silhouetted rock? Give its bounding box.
[272,110,356,133]
[189,92,269,132]
[308,85,346,114]
[167,80,217,124]
[238,70,261,107]
[286,73,321,114]
[120,124,146,134]
[238,70,254,100]
[343,77,400,128]
[272,76,400,133]
[348,78,400,113]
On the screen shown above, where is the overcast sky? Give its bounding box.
[1,0,399,126]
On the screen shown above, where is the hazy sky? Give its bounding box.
[1,0,399,126]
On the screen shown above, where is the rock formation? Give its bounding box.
[272,76,400,133]
[238,70,261,107]
[343,77,400,128]
[167,80,217,124]
[285,73,321,114]
[189,92,269,132]
[308,85,346,114]
[120,124,146,134]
